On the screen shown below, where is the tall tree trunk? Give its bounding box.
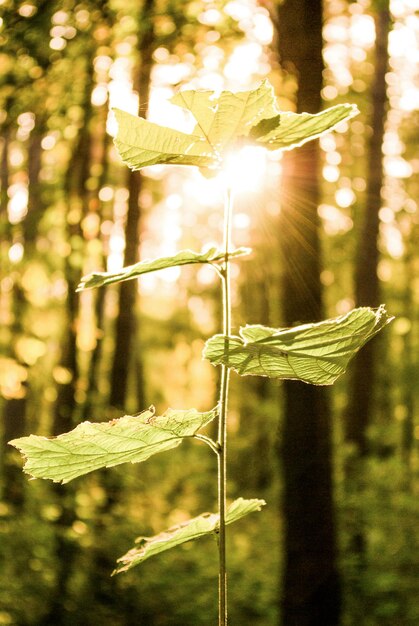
[109,0,155,410]
[2,115,45,508]
[343,4,390,622]
[22,116,46,244]
[1,285,27,509]
[401,250,415,472]
[82,118,112,421]
[53,64,94,436]
[345,1,390,454]
[0,123,10,217]
[269,1,341,624]
[45,51,95,626]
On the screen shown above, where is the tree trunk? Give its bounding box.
[109,0,155,411]
[345,1,390,454]
[270,1,341,623]
[1,112,45,508]
[52,67,94,435]
[401,251,415,472]
[0,123,10,216]
[1,289,27,509]
[45,50,95,626]
[82,105,111,421]
[343,4,390,622]
[22,116,46,244]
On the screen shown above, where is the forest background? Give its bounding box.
[0,0,418,624]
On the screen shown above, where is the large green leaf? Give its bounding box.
[255,104,359,151]
[113,497,266,574]
[113,108,217,170]
[77,247,251,291]
[9,406,218,484]
[203,306,392,385]
[113,80,359,174]
[171,80,279,152]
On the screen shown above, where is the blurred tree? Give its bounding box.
[40,5,115,623]
[345,0,391,455]
[400,247,415,472]
[52,56,94,436]
[0,118,10,216]
[342,3,391,618]
[81,109,112,420]
[265,0,341,624]
[0,0,57,508]
[109,0,155,411]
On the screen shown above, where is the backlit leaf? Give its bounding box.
[9,406,218,484]
[113,497,266,574]
[171,80,279,152]
[255,104,359,151]
[77,247,251,291]
[203,306,393,385]
[113,108,216,170]
[113,80,359,175]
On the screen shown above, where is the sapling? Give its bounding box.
[10,80,392,626]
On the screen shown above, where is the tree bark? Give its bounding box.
[269,1,341,623]
[345,1,390,455]
[52,58,94,436]
[0,123,10,217]
[22,116,46,244]
[1,289,27,509]
[341,7,390,620]
[109,0,155,410]
[1,113,45,507]
[45,46,96,626]
[82,105,111,421]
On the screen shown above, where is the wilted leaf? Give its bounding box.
[203,306,393,385]
[113,497,266,574]
[77,247,251,291]
[9,406,218,484]
[113,80,359,175]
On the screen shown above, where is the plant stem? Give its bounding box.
[217,185,233,626]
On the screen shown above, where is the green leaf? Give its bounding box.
[77,247,251,291]
[113,80,359,175]
[113,108,217,170]
[171,79,279,153]
[248,114,281,140]
[113,497,266,574]
[9,406,218,484]
[255,104,359,151]
[203,306,393,385]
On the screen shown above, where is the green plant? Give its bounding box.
[10,80,392,626]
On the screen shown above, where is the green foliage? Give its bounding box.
[77,246,251,291]
[9,406,218,483]
[9,80,390,609]
[113,80,359,175]
[203,306,393,385]
[114,498,265,574]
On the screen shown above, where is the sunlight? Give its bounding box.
[224,42,263,83]
[381,223,404,258]
[106,228,125,273]
[7,184,28,224]
[221,145,268,193]
[349,14,376,48]
[8,242,24,264]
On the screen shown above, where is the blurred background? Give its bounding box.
[0,0,418,624]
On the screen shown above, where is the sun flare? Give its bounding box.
[220,145,268,193]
